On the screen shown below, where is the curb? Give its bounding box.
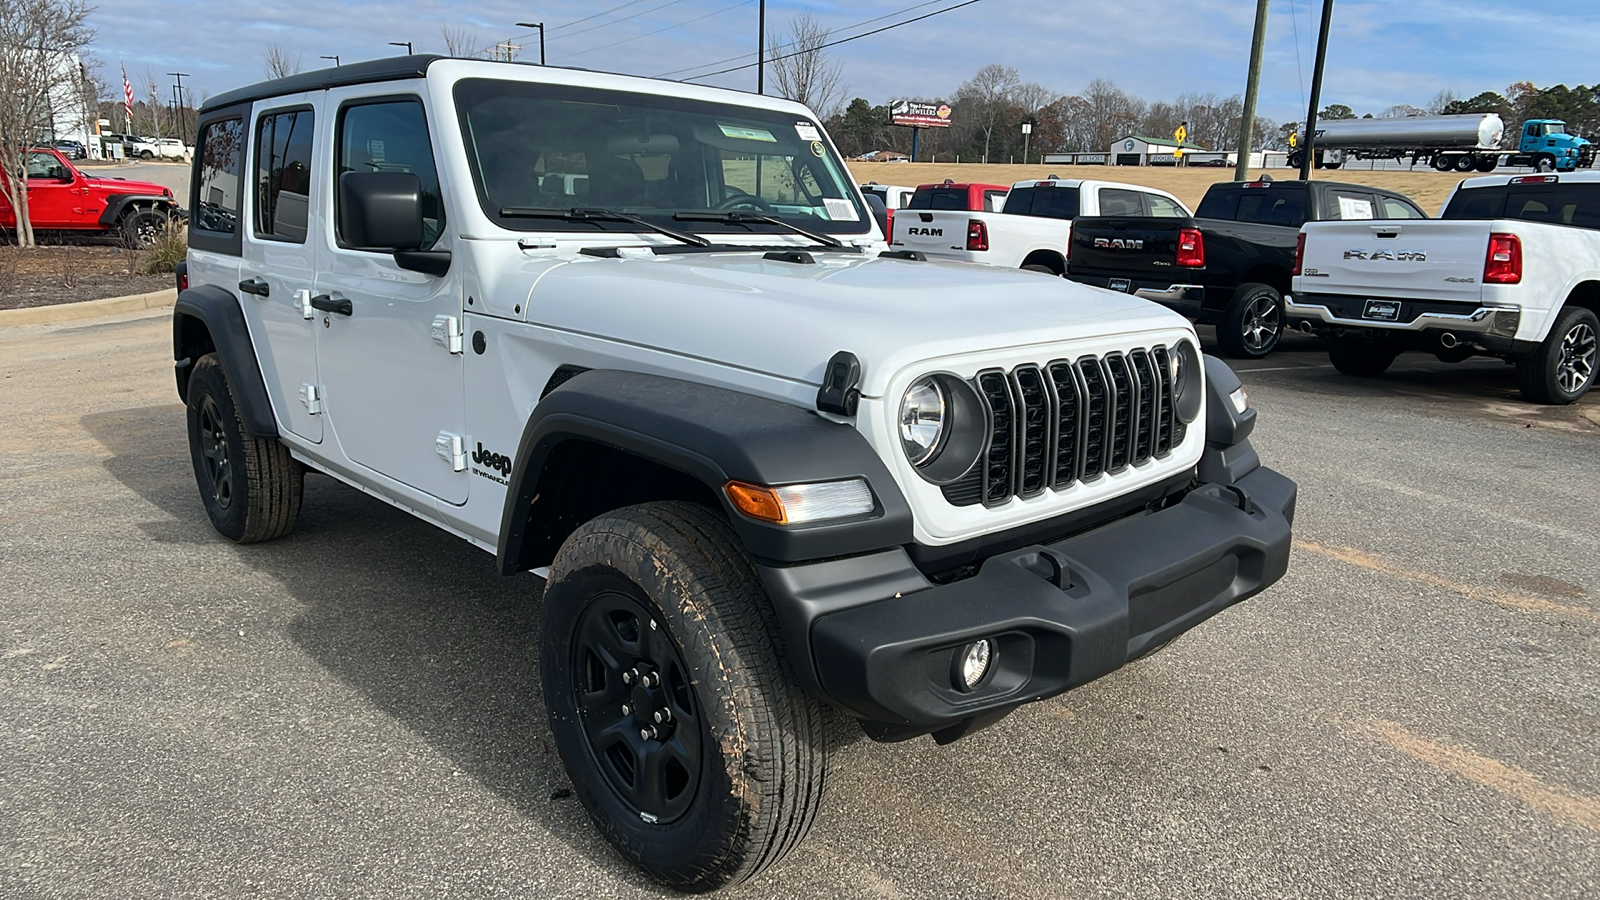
[0,289,177,328]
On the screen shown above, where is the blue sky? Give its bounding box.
[89,0,1600,126]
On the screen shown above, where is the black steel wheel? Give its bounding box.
[1517,306,1598,404]
[122,207,168,249]
[1217,282,1284,359]
[184,354,303,542]
[541,502,830,891]
[571,588,703,825]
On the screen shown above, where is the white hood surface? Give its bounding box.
[522,252,1192,395]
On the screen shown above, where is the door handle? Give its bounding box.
[239,278,270,297]
[309,293,352,316]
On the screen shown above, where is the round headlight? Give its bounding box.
[1171,340,1203,424]
[899,377,946,466]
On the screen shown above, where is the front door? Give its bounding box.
[314,90,467,505]
[21,151,86,227]
[238,97,324,443]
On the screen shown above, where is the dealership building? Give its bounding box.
[1044,134,1290,168]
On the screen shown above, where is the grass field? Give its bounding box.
[848,161,1473,214]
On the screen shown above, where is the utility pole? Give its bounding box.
[516,22,546,64]
[320,55,341,66]
[494,42,521,61]
[1232,0,1269,181]
[1300,0,1335,181]
[757,0,765,94]
[389,41,413,55]
[167,71,190,142]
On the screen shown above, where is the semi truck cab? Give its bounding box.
[1518,120,1594,171]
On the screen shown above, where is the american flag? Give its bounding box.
[121,63,134,129]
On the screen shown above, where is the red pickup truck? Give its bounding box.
[1,147,182,246]
[906,180,1010,212]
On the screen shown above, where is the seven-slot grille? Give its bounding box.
[941,345,1188,508]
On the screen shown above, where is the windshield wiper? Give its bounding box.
[673,211,843,248]
[498,206,711,248]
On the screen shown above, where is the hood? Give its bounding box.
[523,251,1191,396]
[85,174,173,197]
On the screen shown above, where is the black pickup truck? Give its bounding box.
[1067,178,1429,357]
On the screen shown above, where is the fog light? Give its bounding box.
[956,639,993,691]
[1229,386,1250,414]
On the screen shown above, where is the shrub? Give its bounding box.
[140,223,188,275]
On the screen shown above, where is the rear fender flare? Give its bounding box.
[172,285,278,439]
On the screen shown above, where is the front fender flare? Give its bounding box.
[497,370,914,572]
[98,193,175,227]
[172,285,278,439]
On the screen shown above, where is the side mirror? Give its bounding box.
[862,192,890,239]
[338,171,424,250]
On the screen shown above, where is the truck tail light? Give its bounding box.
[1176,227,1205,267]
[966,219,989,252]
[1292,232,1306,275]
[1483,233,1521,284]
[885,207,896,238]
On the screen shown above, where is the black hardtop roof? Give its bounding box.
[200,55,442,113]
[1207,178,1394,194]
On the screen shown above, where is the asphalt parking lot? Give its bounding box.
[1,313,1596,898]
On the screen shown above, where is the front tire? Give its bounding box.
[1535,154,1557,173]
[121,207,169,248]
[185,354,303,542]
[541,502,830,892]
[1216,282,1284,358]
[1329,337,1399,377]
[1516,306,1598,404]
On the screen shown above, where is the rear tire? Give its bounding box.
[185,354,303,542]
[541,502,830,891]
[1216,282,1284,359]
[1475,156,1499,173]
[1329,337,1399,377]
[1454,154,1477,172]
[1431,155,1454,172]
[1516,306,1598,404]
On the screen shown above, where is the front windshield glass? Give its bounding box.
[453,78,869,236]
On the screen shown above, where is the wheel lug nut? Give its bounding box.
[621,703,631,716]
[640,726,655,740]
[622,668,636,685]
[641,672,659,688]
[653,708,671,724]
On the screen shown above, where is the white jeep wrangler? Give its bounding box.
[173,56,1296,891]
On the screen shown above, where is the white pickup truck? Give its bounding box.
[1290,172,1599,403]
[888,177,1190,276]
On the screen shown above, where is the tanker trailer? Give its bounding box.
[1290,113,1593,173]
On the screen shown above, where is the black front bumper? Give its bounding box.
[759,465,1295,742]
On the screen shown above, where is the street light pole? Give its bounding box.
[320,55,341,66]
[757,0,765,94]
[167,71,189,141]
[389,41,413,55]
[1299,0,1335,181]
[516,23,546,64]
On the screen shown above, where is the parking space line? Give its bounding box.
[1294,539,1599,622]
[1365,719,1600,834]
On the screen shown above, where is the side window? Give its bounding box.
[337,98,445,248]
[254,109,314,243]
[1146,194,1186,217]
[1330,190,1376,220]
[26,152,66,180]
[1527,123,1540,138]
[1381,197,1424,219]
[1098,188,1144,217]
[194,117,245,237]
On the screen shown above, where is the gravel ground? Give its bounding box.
[1,315,1595,899]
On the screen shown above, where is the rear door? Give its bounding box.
[238,95,324,443]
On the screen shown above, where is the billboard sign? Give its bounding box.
[890,100,952,128]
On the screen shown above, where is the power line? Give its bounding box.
[545,0,654,35]
[555,0,756,63]
[655,0,948,79]
[682,0,985,81]
[553,0,696,43]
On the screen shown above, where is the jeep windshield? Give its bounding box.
[454,78,870,239]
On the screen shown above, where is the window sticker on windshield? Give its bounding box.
[1338,196,1374,220]
[824,198,859,221]
[718,124,776,143]
[809,140,825,157]
[795,122,821,142]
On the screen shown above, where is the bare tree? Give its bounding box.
[263,42,302,80]
[1426,90,1457,115]
[767,12,845,118]
[956,64,1021,163]
[441,25,485,58]
[0,0,95,246]
[1379,103,1426,118]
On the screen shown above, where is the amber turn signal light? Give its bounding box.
[725,482,787,524]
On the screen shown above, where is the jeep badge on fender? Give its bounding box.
[173,54,1295,892]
